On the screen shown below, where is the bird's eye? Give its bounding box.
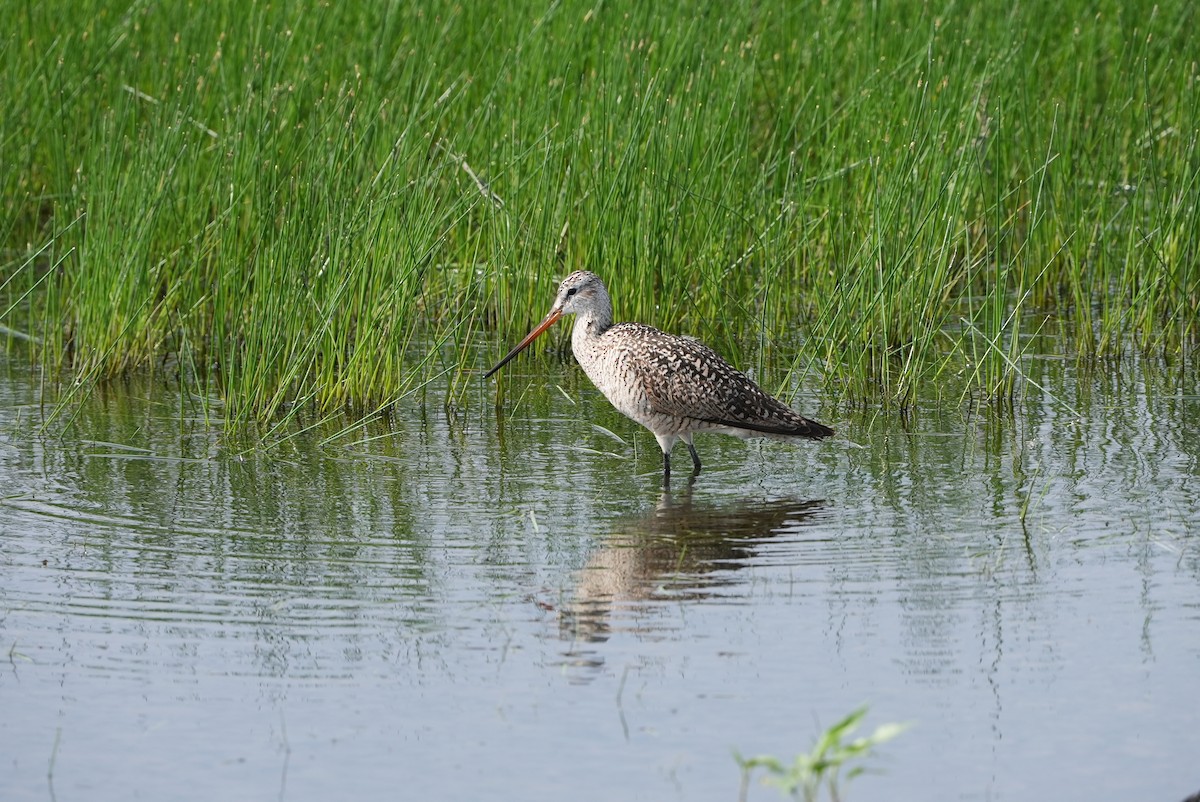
[565,287,578,298]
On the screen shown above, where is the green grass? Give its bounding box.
[1,0,1197,425]
[735,705,908,802]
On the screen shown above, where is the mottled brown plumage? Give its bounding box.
[485,271,833,481]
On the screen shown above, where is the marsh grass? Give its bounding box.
[1,0,1197,426]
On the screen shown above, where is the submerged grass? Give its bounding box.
[1,0,1197,425]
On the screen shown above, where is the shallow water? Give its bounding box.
[2,352,1198,801]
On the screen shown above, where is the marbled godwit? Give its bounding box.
[484,271,833,482]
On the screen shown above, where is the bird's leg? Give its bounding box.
[654,433,679,487]
[685,440,702,476]
[680,434,701,475]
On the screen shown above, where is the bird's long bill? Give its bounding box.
[483,308,562,379]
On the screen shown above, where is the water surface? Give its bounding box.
[2,353,1198,801]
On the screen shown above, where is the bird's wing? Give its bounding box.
[621,325,826,437]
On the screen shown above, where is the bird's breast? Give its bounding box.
[573,332,654,423]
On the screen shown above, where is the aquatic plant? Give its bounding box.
[734,706,909,802]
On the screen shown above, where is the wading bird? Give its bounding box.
[484,271,833,483]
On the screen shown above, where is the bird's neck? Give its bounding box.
[571,307,613,350]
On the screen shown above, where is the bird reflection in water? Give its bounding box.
[556,489,826,668]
